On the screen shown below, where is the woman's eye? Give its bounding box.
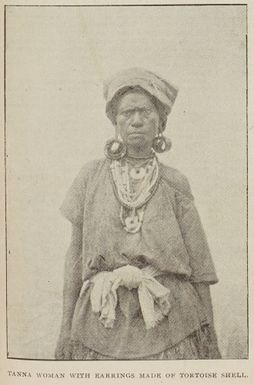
[120,108,152,118]
[121,110,132,117]
[143,108,152,116]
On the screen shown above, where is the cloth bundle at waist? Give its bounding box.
[79,264,171,329]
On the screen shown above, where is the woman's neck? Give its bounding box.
[127,145,154,159]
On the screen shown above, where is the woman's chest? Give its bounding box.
[82,173,184,261]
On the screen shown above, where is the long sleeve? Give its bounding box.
[174,176,218,284]
[60,166,88,226]
[61,224,83,330]
[173,175,221,357]
[55,224,82,359]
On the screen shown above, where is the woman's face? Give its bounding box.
[115,91,160,153]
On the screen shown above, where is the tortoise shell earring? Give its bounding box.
[104,133,127,160]
[152,131,172,153]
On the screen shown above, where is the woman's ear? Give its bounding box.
[115,125,120,138]
[158,110,167,133]
[156,123,162,137]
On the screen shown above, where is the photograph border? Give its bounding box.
[4,2,249,361]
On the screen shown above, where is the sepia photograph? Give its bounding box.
[4,3,248,363]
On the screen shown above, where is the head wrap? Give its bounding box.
[103,68,178,126]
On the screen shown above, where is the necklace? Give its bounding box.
[127,158,153,180]
[110,156,159,209]
[129,167,146,180]
[126,158,153,167]
[120,206,146,233]
[110,156,160,233]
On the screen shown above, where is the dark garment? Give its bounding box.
[60,158,219,358]
[71,326,221,360]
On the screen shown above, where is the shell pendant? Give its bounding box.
[130,167,146,180]
[121,206,145,234]
[124,215,140,233]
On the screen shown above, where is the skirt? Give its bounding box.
[71,325,221,360]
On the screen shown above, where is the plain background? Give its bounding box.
[5,4,247,359]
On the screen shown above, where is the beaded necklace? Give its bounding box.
[110,156,159,233]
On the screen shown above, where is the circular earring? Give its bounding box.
[104,137,127,160]
[152,133,172,153]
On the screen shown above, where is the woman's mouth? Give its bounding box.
[128,132,145,136]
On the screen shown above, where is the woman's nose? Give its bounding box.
[131,111,143,127]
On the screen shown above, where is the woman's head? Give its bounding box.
[112,87,163,153]
[104,68,178,125]
[110,86,168,129]
[103,68,178,156]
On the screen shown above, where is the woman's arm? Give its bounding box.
[55,224,83,359]
[168,170,221,357]
[192,282,214,324]
[192,282,221,358]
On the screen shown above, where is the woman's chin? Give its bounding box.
[127,135,147,147]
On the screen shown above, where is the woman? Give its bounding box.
[55,68,221,360]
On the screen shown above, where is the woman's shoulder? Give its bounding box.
[159,162,193,199]
[76,158,107,180]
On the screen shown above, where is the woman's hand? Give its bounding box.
[113,265,143,290]
[192,282,221,358]
[55,329,73,360]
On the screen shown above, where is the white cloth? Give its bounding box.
[79,265,171,330]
